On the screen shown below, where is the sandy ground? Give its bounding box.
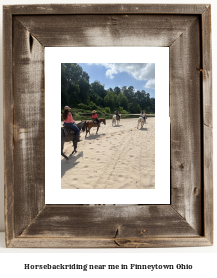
[61,118,155,189]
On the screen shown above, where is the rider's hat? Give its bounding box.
[64,106,71,110]
[92,110,96,113]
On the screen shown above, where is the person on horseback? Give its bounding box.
[140,111,146,122]
[92,110,100,126]
[115,109,120,121]
[62,106,80,142]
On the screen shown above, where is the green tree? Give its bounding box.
[61,63,155,114]
[117,92,128,110]
[61,63,90,107]
[78,78,90,103]
[91,81,107,99]
[61,86,69,109]
[114,86,121,95]
[67,84,80,107]
[128,102,141,113]
[128,86,135,92]
[104,92,115,110]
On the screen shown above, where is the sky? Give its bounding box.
[77,63,155,98]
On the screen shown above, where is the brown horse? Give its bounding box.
[85,118,106,137]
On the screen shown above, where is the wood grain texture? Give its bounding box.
[201,6,213,245]
[202,6,212,129]
[13,17,45,237]
[170,17,202,234]
[3,7,14,247]
[8,237,212,248]
[4,4,207,15]
[203,125,213,243]
[20,205,198,238]
[16,15,197,47]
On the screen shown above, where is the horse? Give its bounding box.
[112,114,121,126]
[61,121,86,159]
[137,117,145,129]
[85,118,106,137]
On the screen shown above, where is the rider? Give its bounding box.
[140,111,146,122]
[115,109,120,121]
[62,106,80,141]
[92,110,100,125]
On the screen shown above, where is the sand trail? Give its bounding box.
[61,118,155,189]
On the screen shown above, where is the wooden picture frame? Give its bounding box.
[3,4,213,248]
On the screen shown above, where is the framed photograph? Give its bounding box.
[4,4,213,247]
[45,47,170,204]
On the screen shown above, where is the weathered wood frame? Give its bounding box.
[3,4,212,248]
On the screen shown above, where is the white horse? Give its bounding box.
[112,114,121,126]
[137,116,145,129]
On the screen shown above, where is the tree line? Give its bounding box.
[61,63,155,114]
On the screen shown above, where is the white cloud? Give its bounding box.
[89,63,155,82]
[144,79,155,89]
[90,63,155,81]
[88,63,155,90]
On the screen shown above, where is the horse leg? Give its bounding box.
[61,144,68,159]
[96,126,99,134]
[61,152,68,159]
[61,134,68,159]
[70,138,77,155]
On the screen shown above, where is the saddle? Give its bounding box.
[62,124,76,134]
[92,119,99,125]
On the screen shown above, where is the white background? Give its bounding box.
[0,0,216,277]
[45,47,170,204]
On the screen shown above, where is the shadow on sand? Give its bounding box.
[112,125,122,127]
[139,127,147,131]
[61,151,83,178]
[84,133,106,140]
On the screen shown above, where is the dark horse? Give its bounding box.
[85,118,106,137]
[61,121,86,159]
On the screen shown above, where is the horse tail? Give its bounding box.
[82,121,86,132]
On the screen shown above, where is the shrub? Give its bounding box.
[121,110,128,114]
[77,103,89,110]
[119,106,123,112]
[105,107,110,113]
[88,101,97,110]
